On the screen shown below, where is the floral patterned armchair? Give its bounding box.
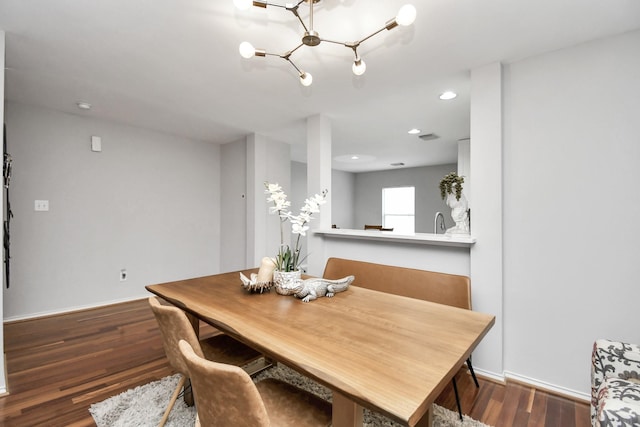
[591,339,640,426]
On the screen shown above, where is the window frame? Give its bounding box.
[381,186,415,233]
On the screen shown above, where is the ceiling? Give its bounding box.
[1,0,639,172]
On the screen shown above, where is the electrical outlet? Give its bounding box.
[120,269,127,281]
[34,200,49,211]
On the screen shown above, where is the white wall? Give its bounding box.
[330,168,355,229]
[502,30,640,397]
[291,161,308,222]
[320,239,471,277]
[245,134,292,268]
[354,164,457,232]
[469,62,504,381]
[4,103,222,319]
[291,162,355,269]
[292,162,355,230]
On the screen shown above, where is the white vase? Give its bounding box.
[445,192,470,235]
[273,270,302,295]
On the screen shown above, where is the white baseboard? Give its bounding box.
[470,368,589,402]
[3,293,151,323]
[504,370,590,402]
[474,367,506,384]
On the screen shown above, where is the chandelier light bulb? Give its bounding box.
[396,4,417,26]
[234,0,252,11]
[239,41,256,59]
[300,72,313,87]
[352,58,366,76]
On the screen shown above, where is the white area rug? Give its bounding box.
[90,364,492,426]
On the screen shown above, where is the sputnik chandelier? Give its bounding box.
[234,0,417,86]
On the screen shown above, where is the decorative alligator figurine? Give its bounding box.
[240,269,355,302]
[291,275,355,303]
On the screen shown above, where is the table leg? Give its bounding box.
[185,312,200,337]
[332,391,363,427]
[183,378,194,406]
[415,406,433,427]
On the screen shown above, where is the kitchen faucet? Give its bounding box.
[434,212,445,234]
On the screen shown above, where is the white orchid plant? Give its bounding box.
[264,182,328,272]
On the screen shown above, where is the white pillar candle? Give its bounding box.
[256,257,276,283]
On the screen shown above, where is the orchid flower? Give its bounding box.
[264,183,328,271]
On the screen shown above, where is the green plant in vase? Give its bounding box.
[439,172,465,201]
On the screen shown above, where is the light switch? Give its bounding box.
[91,136,102,152]
[35,200,49,211]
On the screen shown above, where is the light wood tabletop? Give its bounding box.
[146,269,495,427]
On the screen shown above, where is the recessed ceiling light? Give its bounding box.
[76,101,92,110]
[439,91,457,100]
[334,154,375,163]
[407,128,421,135]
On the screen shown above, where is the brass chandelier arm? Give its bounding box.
[284,56,303,75]
[319,38,352,47]
[252,46,312,85]
[353,19,398,46]
[290,7,309,33]
[283,42,305,58]
[320,38,361,61]
[284,55,312,87]
[256,42,304,59]
[254,1,310,33]
[252,1,283,9]
[257,0,307,8]
[287,1,310,33]
[315,15,400,53]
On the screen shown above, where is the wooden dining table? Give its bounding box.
[146,269,495,427]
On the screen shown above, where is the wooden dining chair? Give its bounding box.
[178,339,332,427]
[363,224,383,230]
[148,296,264,427]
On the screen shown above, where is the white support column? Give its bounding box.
[458,139,471,207]
[246,134,292,268]
[469,62,504,378]
[306,114,332,276]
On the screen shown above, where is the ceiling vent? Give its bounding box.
[418,133,439,141]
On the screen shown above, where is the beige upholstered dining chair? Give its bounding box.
[178,339,332,427]
[148,296,263,427]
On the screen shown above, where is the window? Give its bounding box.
[382,186,415,234]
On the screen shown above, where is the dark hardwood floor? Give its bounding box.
[0,299,590,426]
